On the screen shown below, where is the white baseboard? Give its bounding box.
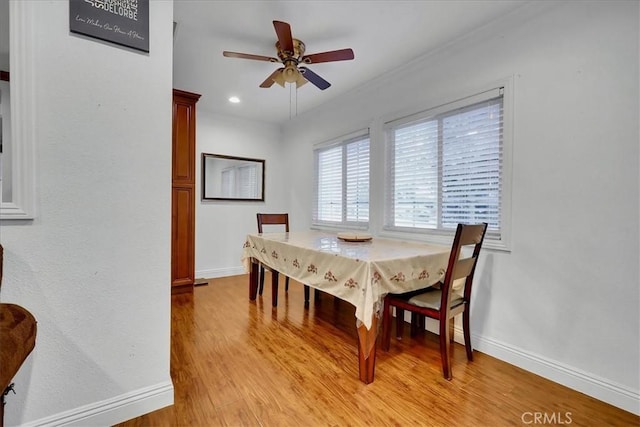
[196,266,245,279]
[400,314,639,416]
[22,381,174,427]
[472,333,640,416]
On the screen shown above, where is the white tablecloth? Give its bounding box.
[242,230,451,330]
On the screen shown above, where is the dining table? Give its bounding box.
[241,230,451,384]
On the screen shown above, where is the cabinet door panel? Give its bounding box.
[171,186,194,289]
[172,100,195,183]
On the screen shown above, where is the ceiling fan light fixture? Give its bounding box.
[282,65,299,83]
[295,72,307,88]
[273,70,286,87]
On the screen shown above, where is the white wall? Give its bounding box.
[194,112,286,278]
[1,1,174,425]
[282,1,639,414]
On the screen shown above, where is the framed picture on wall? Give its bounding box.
[69,0,149,53]
[202,153,265,202]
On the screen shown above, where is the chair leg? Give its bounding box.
[304,285,310,305]
[439,316,452,380]
[450,316,455,343]
[381,297,391,351]
[410,313,425,337]
[314,289,320,300]
[463,307,473,361]
[258,266,265,295]
[285,277,290,292]
[410,313,418,336]
[271,271,279,307]
[395,308,405,339]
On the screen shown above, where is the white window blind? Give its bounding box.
[314,131,370,227]
[316,146,343,222]
[385,89,503,240]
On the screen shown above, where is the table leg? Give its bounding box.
[356,315,378,384]
[249,259,259,300]
[271,270,279,307]
[304,285,310,305]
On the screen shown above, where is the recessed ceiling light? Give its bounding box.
[228,96,240,104]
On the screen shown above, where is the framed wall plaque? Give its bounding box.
[69,0,149,52]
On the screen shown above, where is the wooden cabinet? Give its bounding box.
[172,89,200,294]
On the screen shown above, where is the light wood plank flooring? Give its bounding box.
[117,274,638,426]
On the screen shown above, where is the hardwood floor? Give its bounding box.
[117,274,638,427]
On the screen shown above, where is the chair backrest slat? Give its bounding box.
[441,223,488,309]
[257,213,289,233]
[452,257,477,281]
[458,224,487,246]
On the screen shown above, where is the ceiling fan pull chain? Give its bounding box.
[289,83,292,120]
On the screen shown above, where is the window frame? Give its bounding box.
[380,80,513,251]
[312,129,370,230]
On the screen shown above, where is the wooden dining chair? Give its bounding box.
[381,222,488,380]
[256,213,315,307]
[256,213,290,297]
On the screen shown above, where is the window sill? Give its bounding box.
[310,223,369,232]
[378,229,511,253]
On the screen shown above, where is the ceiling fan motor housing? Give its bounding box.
[276,38,306,61]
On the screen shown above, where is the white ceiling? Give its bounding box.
[173,0,528,125]
[1,2,529,122]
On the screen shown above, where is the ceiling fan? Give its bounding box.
[222,20,355,90]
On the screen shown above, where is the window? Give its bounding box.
[384,88,504,241]
[313,130,370,228]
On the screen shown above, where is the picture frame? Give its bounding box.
[202,153,265,202]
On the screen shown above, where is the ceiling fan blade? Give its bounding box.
[273,21,294,54]
[302,48,354,64]
[223,51,279,62]
[299,67,331,90]
[260,68,284,88]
